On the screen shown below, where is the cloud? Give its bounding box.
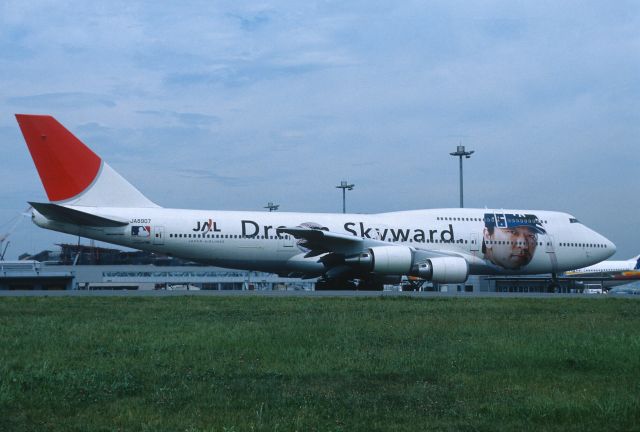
[0,1,639,259]
[479,18,526,40]
[136,110,220,126]
[176,168,261,187]
[0,24,34,60]
[6,92,116,109]
[163,60,330,88]
[227,11,272,32]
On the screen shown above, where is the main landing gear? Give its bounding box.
[356,278,385,291]
[314,278,384,291]
[547,273,560,293]
[314,279,357,291]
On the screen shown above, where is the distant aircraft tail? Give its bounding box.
[15,114,158,208]
[633,255,640,270]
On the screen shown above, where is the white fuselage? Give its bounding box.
[566,260,637,276]
[564,256,640,288]
[32,207,615,277]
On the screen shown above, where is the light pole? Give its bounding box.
[449,145,474,208]
[336,180,354,214]
[264,202,279,212]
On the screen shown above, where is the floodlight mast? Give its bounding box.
[264,202,279,212]
[449,145,474,208]
[336,180,355,214]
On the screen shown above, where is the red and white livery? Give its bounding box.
[15,114,616,289]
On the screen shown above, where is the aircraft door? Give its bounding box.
[278,232,295,252]
[153,226,165,245]
[545,234,558,273]
[545,234,555,253]
[470,233,480,254]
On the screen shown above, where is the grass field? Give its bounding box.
[0,296,639,431]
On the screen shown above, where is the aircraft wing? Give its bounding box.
[277,226,374,256]
[276,225,469,261]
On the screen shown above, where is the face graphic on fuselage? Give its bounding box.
[483,226,538,269]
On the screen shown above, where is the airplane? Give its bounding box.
[562,255,640,290]
[14,114,616,290]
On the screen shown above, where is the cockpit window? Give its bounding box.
[569,218,579,223]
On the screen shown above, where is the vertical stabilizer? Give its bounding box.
[16,114,159,208]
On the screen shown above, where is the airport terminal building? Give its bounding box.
[0,243,613,293]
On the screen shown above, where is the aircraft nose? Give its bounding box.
[602,236,616,259]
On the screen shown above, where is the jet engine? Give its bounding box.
[412,256,468,283]
[345,246,412,274]
[345,246,469,283]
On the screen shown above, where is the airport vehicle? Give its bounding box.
[15,114,616,289]
[609,284,640,295]
[166,284,200,291]
[582,285,604,294]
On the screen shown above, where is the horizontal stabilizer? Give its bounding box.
[29,202,129,227]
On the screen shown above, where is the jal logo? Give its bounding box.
[193,219,221,233]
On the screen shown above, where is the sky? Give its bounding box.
[0,1,639,260]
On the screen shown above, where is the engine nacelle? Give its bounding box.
[345,246,413,275]
[414,257,469,283]
[344,247,469,283]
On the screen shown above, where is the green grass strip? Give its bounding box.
[1,297,638,431]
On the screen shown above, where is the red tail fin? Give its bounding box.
[16,114,101,202]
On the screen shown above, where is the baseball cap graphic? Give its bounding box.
[484,213,546,234]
